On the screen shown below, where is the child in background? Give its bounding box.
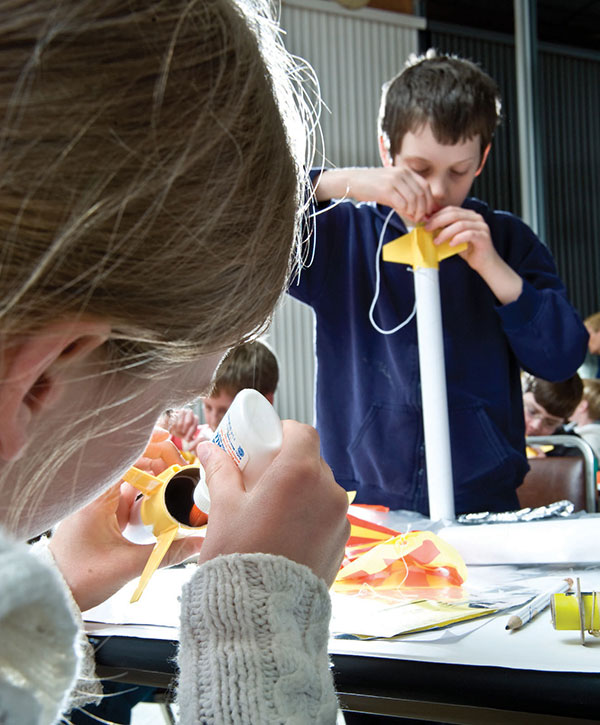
[569,378,600,462]
[164,338,279,449]
[289,49,588,516]
[522,373,583,439]
[0,2,349,723]
[522,373,583,459]
[202,338,279,431]
[580,311,600,378]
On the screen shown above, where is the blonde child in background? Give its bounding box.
[0,2,349,723]
[580,311,600,379]
[569,379,600,462]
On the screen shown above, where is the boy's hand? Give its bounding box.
[426,206,523,305]
[196,420,350,587]
[167,408,199,442]
[315,167,435,224]
[426,206,498,272]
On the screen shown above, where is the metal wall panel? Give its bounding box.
[270,0,422,422]
[539,48,600,319]
[428,28,522,217]
[429,24,600,320]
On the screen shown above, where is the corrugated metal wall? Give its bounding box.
[271,0,422,422]
[539,47,600,319]
[427,27,522,217]
[429,24,600,321]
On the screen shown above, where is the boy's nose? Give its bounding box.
[429,176,447,202]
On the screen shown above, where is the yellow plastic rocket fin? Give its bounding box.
[382,225,467,270]
[130,525,179,603]
[122,466,164,496]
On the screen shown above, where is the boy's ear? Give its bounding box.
[0,319,110,461]
[378,135,393,167]
[474,143,492,177]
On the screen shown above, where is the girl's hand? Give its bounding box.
[49,427,204,611]
[197,420,350,587]
[133,425,185,474]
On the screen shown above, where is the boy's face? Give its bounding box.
[202,389,236,431]
[523,391,565,436]
[390,123,486,213]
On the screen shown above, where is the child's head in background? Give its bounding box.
[203,340,279,431]
[584,312,600,355]
[522,373,583,436]
[378,49,502,163]
[377,51,501,214]
[570,379,600,427]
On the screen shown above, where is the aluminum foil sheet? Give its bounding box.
[457,499,575,524]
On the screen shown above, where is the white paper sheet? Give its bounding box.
[84,563,600,672]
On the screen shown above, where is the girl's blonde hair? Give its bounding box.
[0,0,317,534]
[0,0,311,370]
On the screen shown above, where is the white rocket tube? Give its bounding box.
[413,266,455,521]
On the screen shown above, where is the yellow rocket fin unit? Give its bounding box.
[382,225,467,270]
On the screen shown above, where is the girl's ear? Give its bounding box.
[474,143,492,177]
[0,319,110,461]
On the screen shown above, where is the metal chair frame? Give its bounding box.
[526,434,597,513]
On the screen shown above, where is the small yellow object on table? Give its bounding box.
[551,577,600,644]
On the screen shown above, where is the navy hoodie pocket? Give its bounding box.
[347,403,421,501]
[346,401,522,510]
[449,404,518,486]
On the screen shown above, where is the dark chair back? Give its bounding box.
[518,456,586,510]
[518,435,598,513]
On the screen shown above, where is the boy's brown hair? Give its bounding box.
[209,340,279,398]
[522,373,584,420]
[378,49,502,159]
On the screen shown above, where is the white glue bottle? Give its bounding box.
[190,388,283,522]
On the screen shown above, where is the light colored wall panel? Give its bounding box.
[271,0,422,422]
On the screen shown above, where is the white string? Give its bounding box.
[368,208,416,335]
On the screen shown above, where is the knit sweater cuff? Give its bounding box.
[30,538,102,712]
[176,553,337,724]
[0,532,79,724]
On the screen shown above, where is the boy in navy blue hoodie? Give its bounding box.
[290,50,588,516]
